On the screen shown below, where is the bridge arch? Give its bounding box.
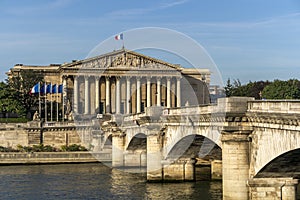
[126,133,147,151]
[102,134,112,151]
[166,134,222,160]
[251,129,300,177]
[163,125,222,159]
[255,148,300,179]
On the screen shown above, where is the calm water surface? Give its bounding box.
[0,163,222,199]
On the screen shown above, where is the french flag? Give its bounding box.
[30,83,39,95]
[115,33,123,40]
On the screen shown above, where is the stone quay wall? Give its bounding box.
[0,152,111,164]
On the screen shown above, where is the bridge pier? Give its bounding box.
[211,160,222,180]
[147,132,163,181]
[222,130,252,200]
[112,132,125,167]
[124,151,147,167]
[162,159,196,181]
[248,178,298,200]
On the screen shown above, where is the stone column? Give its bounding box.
[166,77,171,108]
[221,130,251,200]
[73,76,78,114]
[115,76,121,114]
[95,76,100,113]
[105,76,110,113]
[62,76,68,120]
[126,76,131,114]
[146,77,151,107]
[136,77,141,113]
[84,75,89,115]
[176,77,181,107]
[156,77,161,106]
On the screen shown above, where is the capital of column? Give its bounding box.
[146,76,151,81]
[166,76,172,81]
[105,76,110,81]
[94,76,100,81]
[176,76,182,81]
[115,76,121,81]
[84,75,90,80]
[126,76,131,81]
[156,76,162,81]
[136,76,141,81]
[74,75,79,81]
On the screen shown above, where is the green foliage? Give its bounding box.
[0,118,29,123]
[262,79,300,99]
[0,82,26,116]
[16,144,58,152]
[6,144,87,152]
[61,144,88,152]
[225,78,300,99]
[0,146,17,152]
[7,70,44,117]
[225,78,272,99]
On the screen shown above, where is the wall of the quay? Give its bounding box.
[0,123,93,149]
[0,152,111,164]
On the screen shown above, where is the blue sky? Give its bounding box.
[0,0,300,85]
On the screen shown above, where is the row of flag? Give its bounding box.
[30,83,63,94]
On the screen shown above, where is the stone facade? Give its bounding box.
[7,49,211,119]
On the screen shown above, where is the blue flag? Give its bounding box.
[40,84,46,94]
[52,84,57,93]
[58,84,63,93]
[46,84,52,94]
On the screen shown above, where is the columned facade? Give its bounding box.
[58,49,210,116]
[69,75,182,115]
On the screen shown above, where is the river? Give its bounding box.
[0,163,222,199]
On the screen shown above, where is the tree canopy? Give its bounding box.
[225,78,300,99]
[6,70,44,117]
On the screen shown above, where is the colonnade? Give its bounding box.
[69,75,181,115]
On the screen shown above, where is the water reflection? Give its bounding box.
[0,164,222,199]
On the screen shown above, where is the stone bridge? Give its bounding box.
[93,97,300,200]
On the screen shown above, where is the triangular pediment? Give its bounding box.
[63,49,182,71]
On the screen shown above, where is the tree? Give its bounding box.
[7,70,44,117]
[0,82,25,115]
[224,79,234,97]
[262,79,300,99]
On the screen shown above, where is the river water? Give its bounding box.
[0,163,222,199]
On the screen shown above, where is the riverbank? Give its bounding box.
[0,152,111,165]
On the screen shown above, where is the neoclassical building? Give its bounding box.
[7,49,211,118]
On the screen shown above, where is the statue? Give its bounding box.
[33,111,40,121]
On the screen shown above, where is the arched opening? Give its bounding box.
[125,133,147,167]
[103,134,112,151]
[255,148,300,199]
[167,135,222,181]
[126,133,147,151]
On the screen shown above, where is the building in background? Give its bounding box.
[7,49,211,119]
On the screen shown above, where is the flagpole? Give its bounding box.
[50,84,53,121]
[45,84,47,122]
[39,82,41,118]
[57,83,59,121]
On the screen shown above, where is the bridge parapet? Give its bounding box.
[248,100,300,114]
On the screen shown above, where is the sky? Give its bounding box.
[0,0,300,85]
